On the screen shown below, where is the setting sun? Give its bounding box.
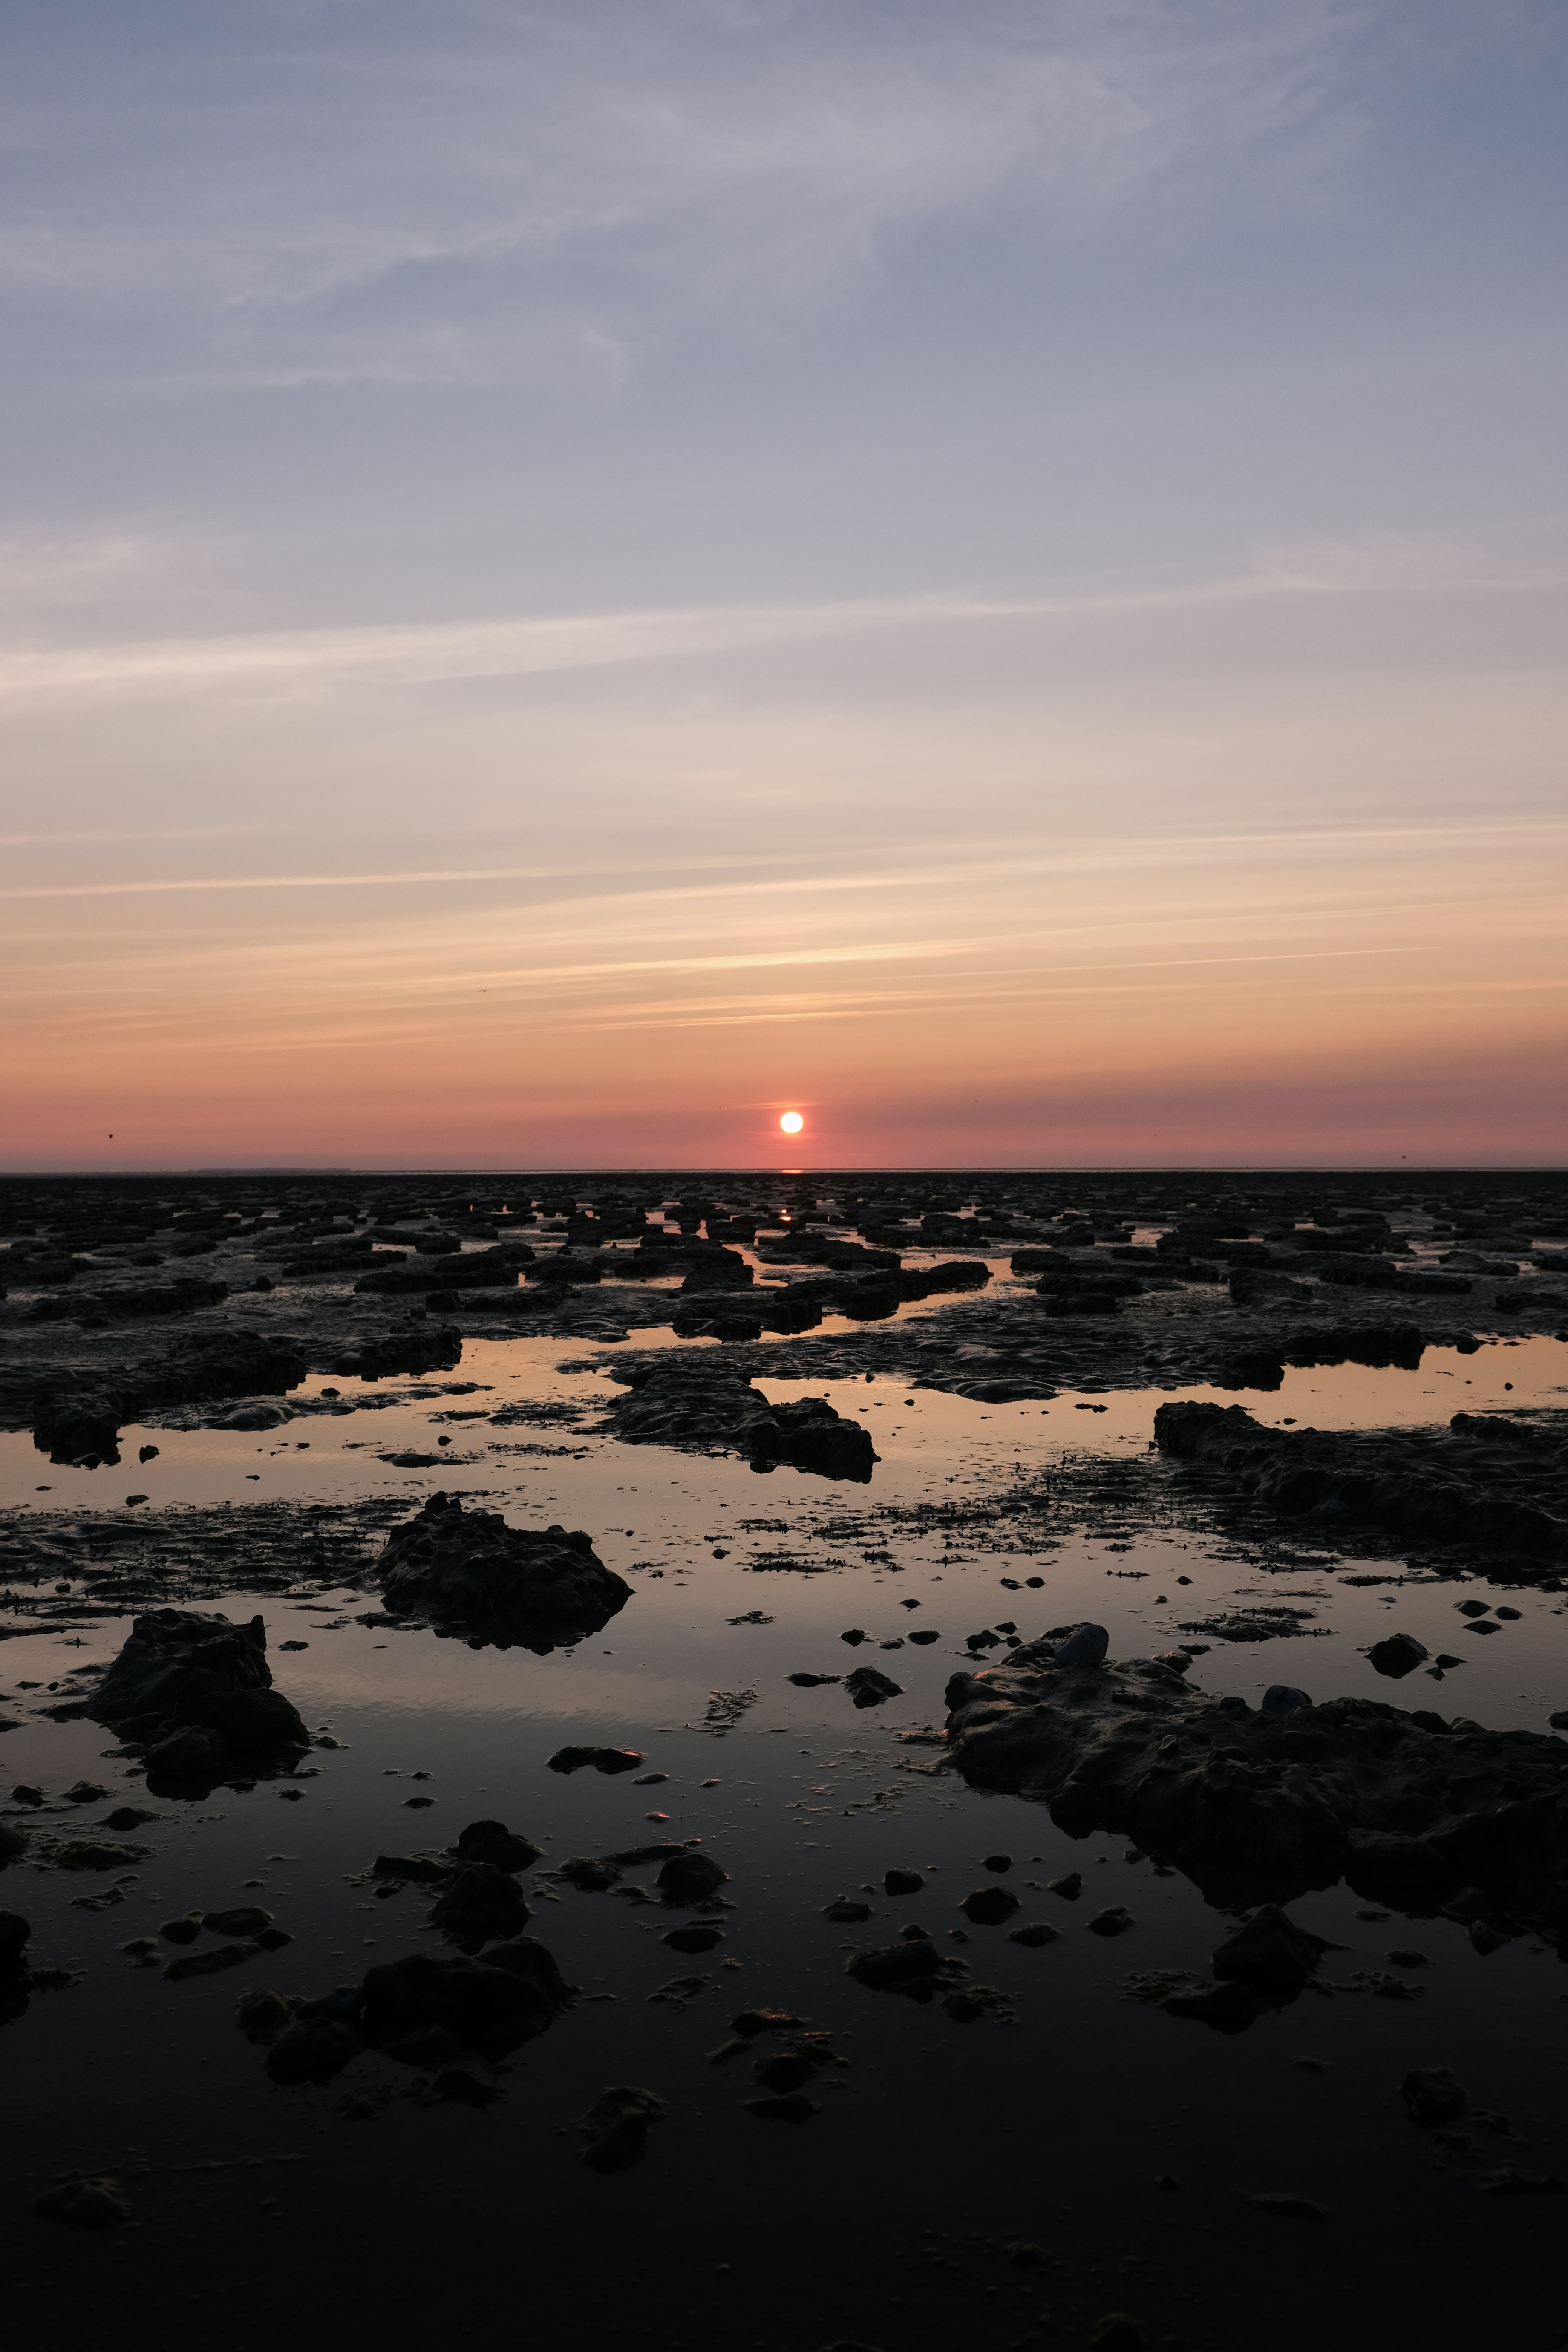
[779,1111,804,1135]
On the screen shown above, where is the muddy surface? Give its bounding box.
[4,1168,1568,2352]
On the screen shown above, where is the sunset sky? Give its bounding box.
[3,1,1565,1170]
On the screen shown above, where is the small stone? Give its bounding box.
[1090,2316,1147,2350]
[982,1853,1012,1873]
[579,2085,665,2171]
[1009,1922,1060,1948]
[1049,1872,1082,1900]
[1401,2067,1468,2127]
[1087,1906,1134,1936]
[883,1868,924,1896]
[433,2056,501,2106]
[663,1924,724,1954]
[959,1886,1020,1926]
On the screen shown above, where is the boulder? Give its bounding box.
[376,1493,631,1649]
[429,1863,532,1947]
[83,1608,307,1781]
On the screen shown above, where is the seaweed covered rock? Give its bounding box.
[82,1608,307,1783]
[943,1642,1568,1923]
[376,1493,631,1648]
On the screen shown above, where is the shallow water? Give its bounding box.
[4,1320,1568,2351]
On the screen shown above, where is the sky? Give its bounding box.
[2,0,1565,1172]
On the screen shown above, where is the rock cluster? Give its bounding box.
[943,1638,1568,1923]
[605,1358,877,1481]
[1155,1400,1567,1567]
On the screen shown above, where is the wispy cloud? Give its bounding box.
[0,1,1359,382]
[0,529,1545,703]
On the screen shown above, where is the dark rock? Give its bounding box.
[371,1851,451,1885]
[840,1629,868,1646]
[235,1987,298,2043]
[455,1819,542,1870]
[1261,1685,1313,1717]
[657,1851,727,1904]
[1155,1398,1567,1559]
[377,1494,631,1648]
[144,1726,227,1787]
[1087,1906,1135,1936]
[579,2085,665,2172]
[959,1886,1020,1925]
[1249,2192,1328,2220]
[753,2051,816,2093]
[943,1640,1568,1919]
[33,2175,127,2230]
[0,1911,30,1969]
[822,1898,873,1923]
[663,1923,724,1953]
[428,1864,532,1947]
[1212,1905,1333,1997]
[266,2016,361,2085]
[102,1807,160,1831]
[845,1939,943,1991]
[201,1906,273,1938]
[1053,1623,1109,1669]
[1049,1872,1083,1900]
[883,1868,924,1896]
[982,1852,1012,1872]
[359,1940,571,2052]
[844,1666,902,1707]
[164,1941,259,1981]
[547,1745,644,1774]
[1090,2317,1147,2352]
[604,1357,876,1481]
[1163,1978,1266,2033]
[1369,1633,1429,1678]
[432,2055,502,2106]
[787,1672,841,1687]
[82,1607,307,1782]
[1401,2067,1469,2127]
[159,1913,204,1944]
[745,2091,819,2121]
[1009,1922,1060,1948]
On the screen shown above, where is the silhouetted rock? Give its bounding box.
[376,1493,631,1648]
[80,1607,307,1784]
[945,1641,1568,1922]
[604,1358,876,1481]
